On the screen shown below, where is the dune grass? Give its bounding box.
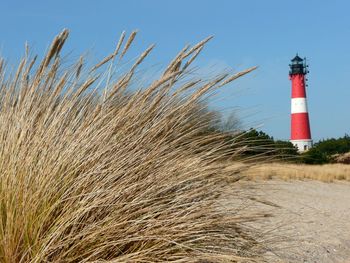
[0,29,268,262]
[245,163,350,182]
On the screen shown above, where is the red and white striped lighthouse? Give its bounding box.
[289,54,312,152]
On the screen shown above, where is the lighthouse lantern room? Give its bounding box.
[289,54,313,152]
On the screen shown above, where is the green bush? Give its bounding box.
[301,134,350,164]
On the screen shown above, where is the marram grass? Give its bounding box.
[0,29,265,262]
[245,163,350,182]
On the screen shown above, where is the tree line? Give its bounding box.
[232,129,350,164]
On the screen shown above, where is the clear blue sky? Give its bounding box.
[1,0,349,141]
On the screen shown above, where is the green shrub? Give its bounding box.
[302,135,350,164]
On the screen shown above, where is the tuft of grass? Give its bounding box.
[0,29,265,262]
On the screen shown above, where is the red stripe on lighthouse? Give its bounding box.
[291,74,306,98]
[291,112,311,140]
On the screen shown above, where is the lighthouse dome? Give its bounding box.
[289,54,306,75]
[291,54,303,63]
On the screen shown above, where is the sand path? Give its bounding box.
[240,180,350,262]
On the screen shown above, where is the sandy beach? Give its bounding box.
[241,180,350,262]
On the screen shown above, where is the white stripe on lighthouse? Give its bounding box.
[291,97,308,113]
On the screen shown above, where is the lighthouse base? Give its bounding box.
[290,139,313,153]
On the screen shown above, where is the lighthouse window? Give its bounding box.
[304,145,308,151]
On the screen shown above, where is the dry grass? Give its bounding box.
[0,29,267,262]
[245,163,350,182]
[334,152,350,164]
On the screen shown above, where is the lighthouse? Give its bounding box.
[289,54,312,152]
